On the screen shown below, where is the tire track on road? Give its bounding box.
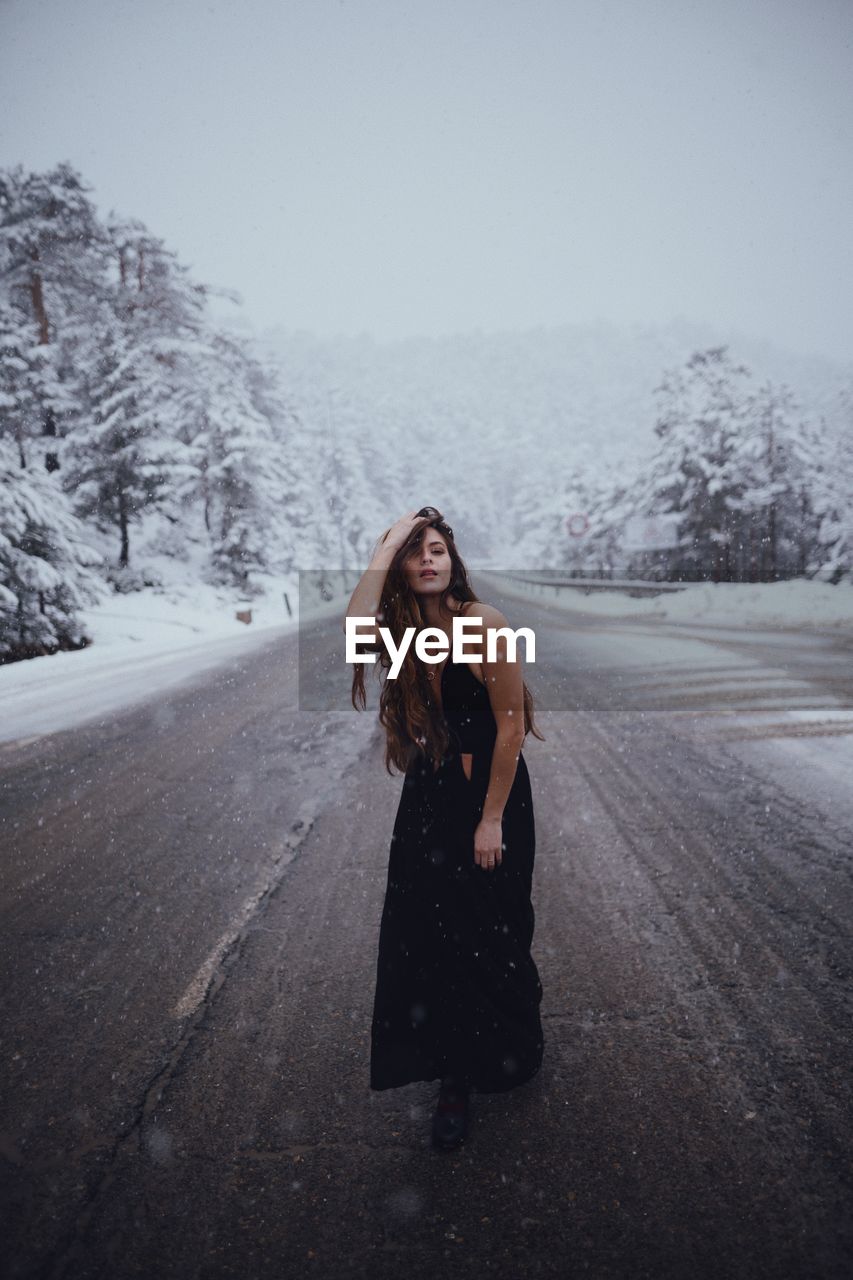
[561,709,853,1182]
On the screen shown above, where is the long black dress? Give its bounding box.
[370,656,544,1093]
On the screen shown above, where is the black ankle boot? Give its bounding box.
[431,1076,470,1150]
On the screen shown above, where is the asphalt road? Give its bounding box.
[2,586,852,1279]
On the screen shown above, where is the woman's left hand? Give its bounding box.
[474,816,504,871]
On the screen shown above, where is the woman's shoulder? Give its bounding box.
[457,600,512,629]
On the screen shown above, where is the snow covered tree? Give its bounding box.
[728,380,820,581]
[316,394,377,572]
[107,216,208,331]
[610,350,848,584]
[0,297,105,657]
[628,347,754,580]
[54,213,216,571]
[170,330,290,593]
[0,303,41,467]
[0,437,105,660]
[0,163,109,471]
[809,389,853,582]
[61,306,192,571]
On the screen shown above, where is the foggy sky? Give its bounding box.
[1,0,851,362]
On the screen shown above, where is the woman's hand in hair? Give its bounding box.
[379,511,425,555]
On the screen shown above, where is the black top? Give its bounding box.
[440,657,499,757]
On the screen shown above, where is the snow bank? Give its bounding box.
[498,576,853,632]
[0,566,347,745]
[3,565,850,749]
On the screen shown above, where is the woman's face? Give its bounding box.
[402,527,452,599]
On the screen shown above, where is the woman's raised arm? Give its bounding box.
[342,510,422,639]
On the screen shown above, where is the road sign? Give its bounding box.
[565,513,590,537]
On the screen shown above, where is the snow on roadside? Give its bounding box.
[496,575,853,632]
[3,566,851,749]
[495,573,853,827]
[0,571,347,746]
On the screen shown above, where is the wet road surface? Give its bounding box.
[1,587,852,1279]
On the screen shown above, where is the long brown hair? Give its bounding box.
[350,505,545,775]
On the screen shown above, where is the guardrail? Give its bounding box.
[498,571,688,599]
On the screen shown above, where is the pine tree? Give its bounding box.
[0,297,105,658]
[57,214,211,572]
[0,303,43,467]
[631,346,753,580]
[62,307,185,572]
[810,389,853,582]
[0,163,108,472]
[0,437,105,660]
[729,380,815,581]
[172,330,289,593]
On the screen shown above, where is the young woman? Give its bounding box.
[345,506,546,1150]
